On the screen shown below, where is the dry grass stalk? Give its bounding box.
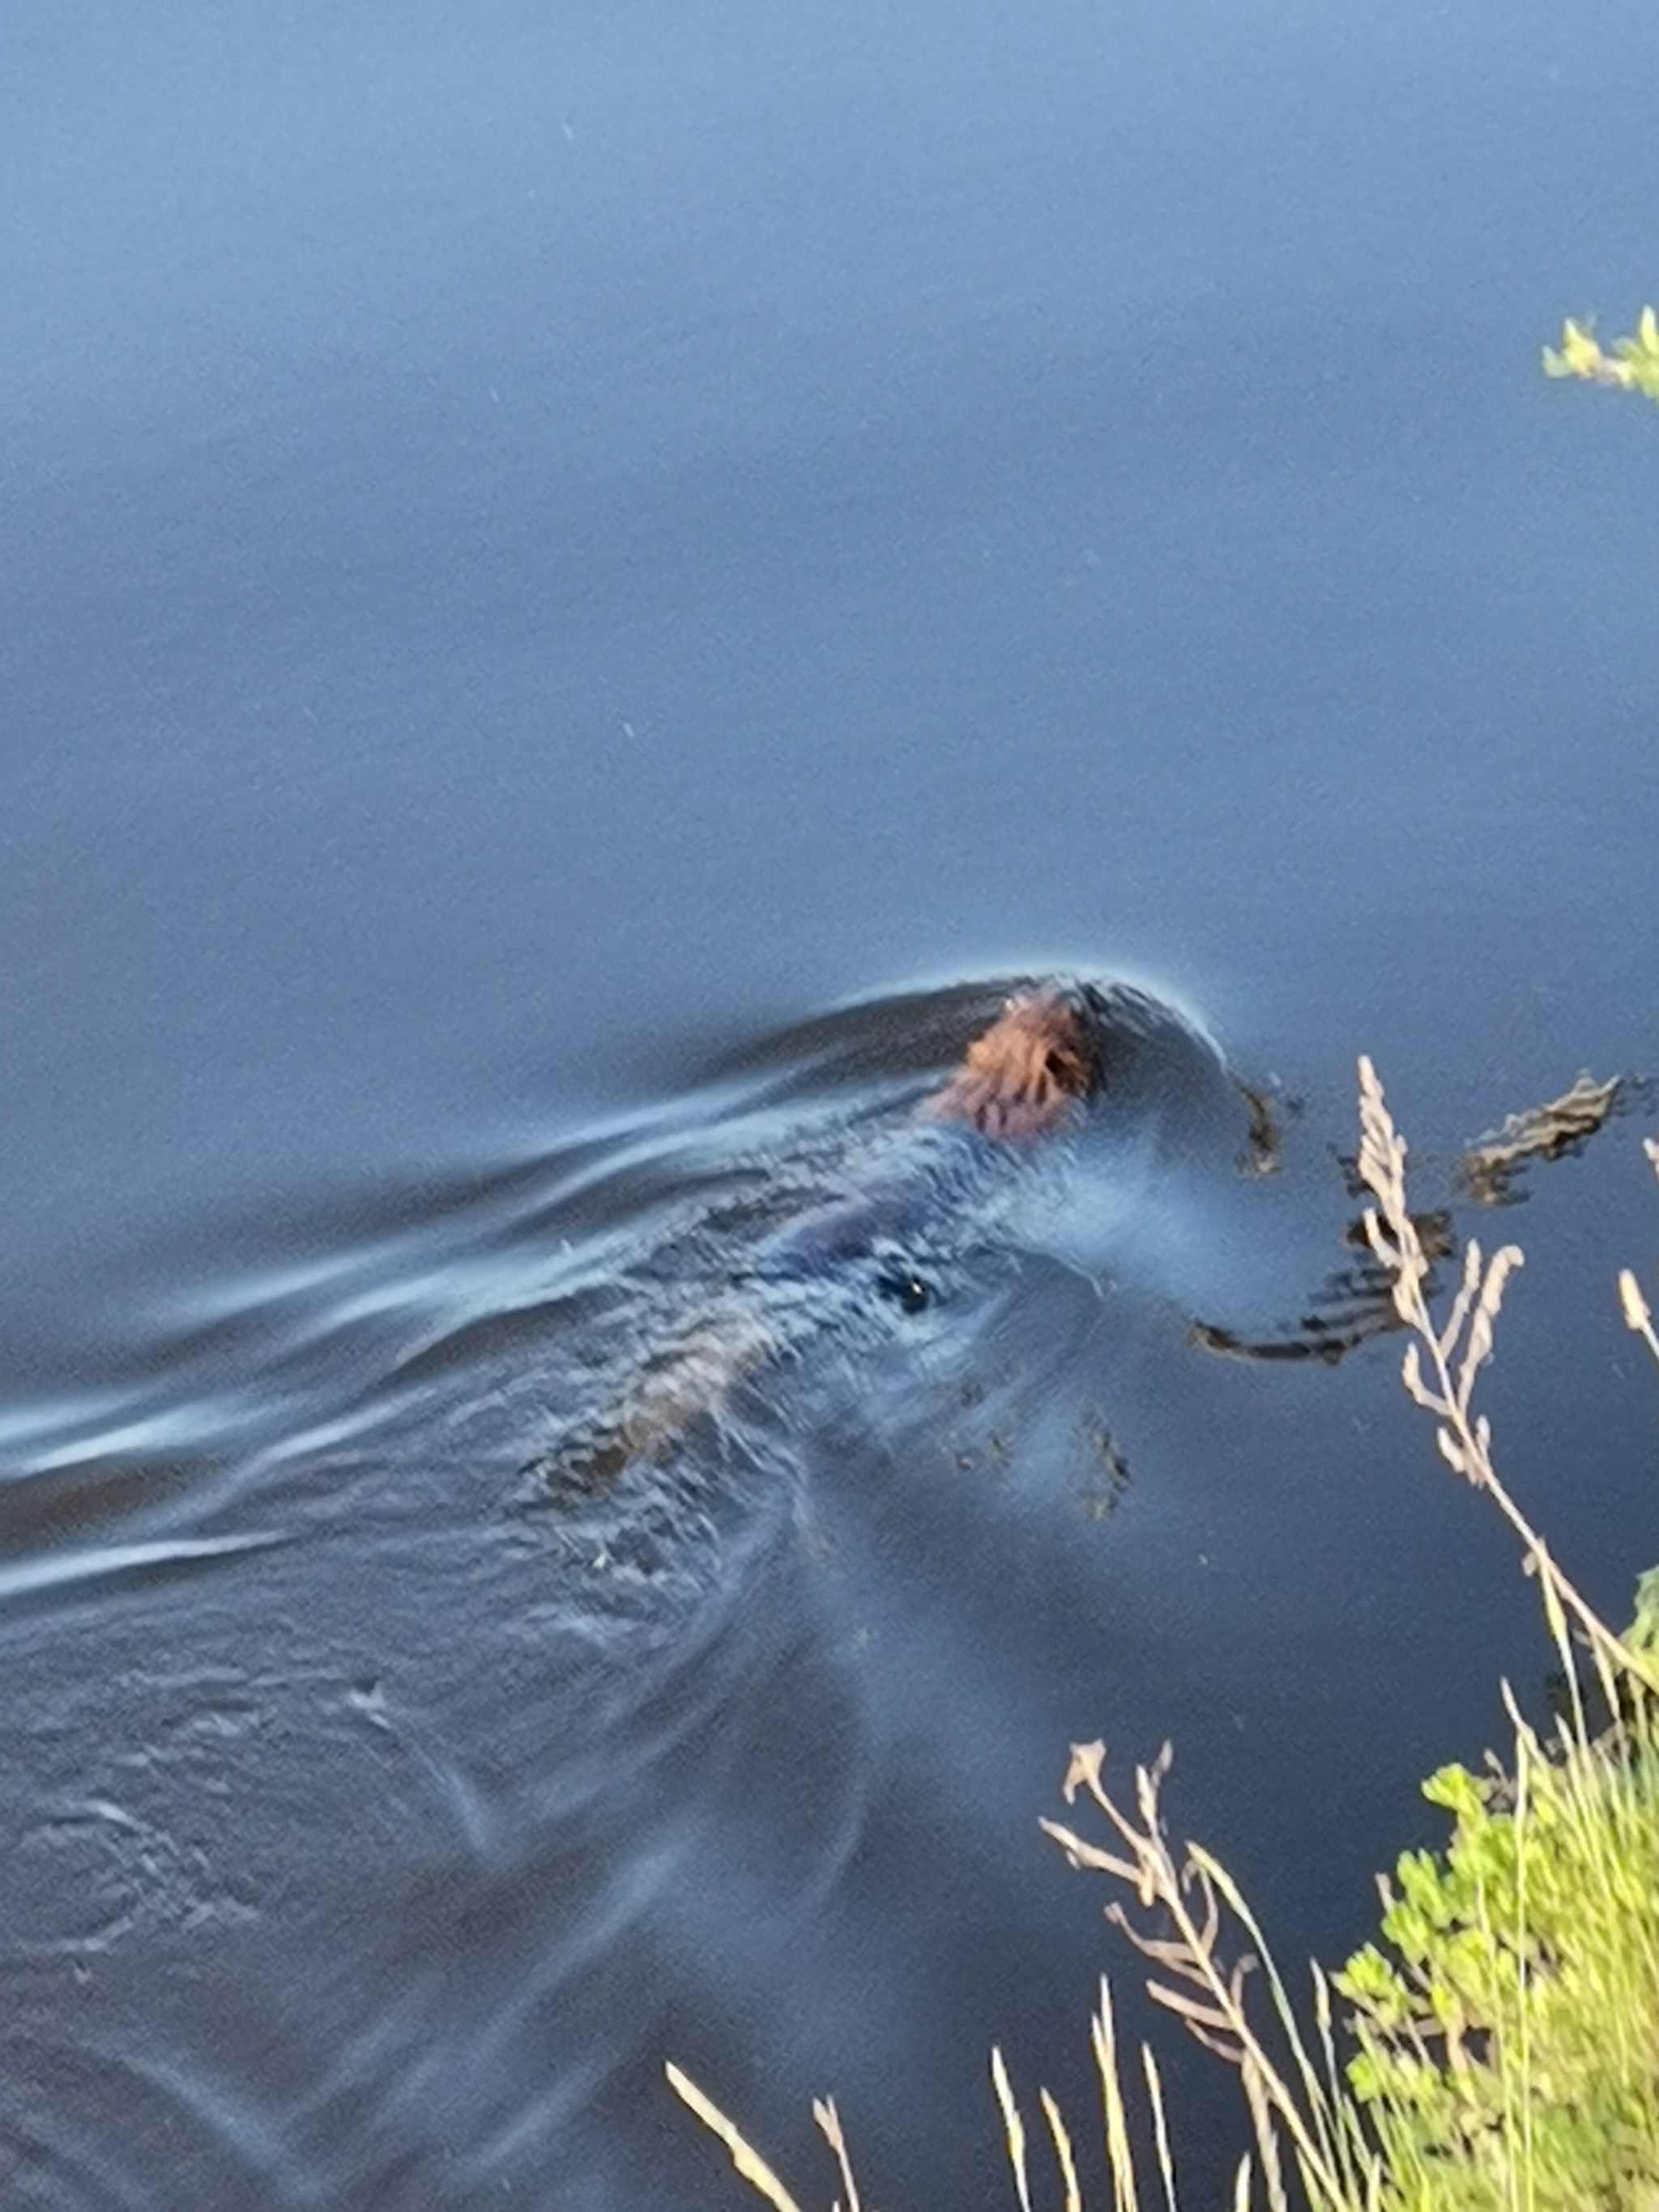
[1039,2085,1083,2212]
[667,1970,1194,2212]
[1357,1055,1659,1701]
[994,1985,1189,2212]
[812,2097,864,2212]
[665,2065,881,2212]
[992,2044,1034,2212]
[1042,1741,1376,2212]
[1618,1137,1659,1364]
[1137,2039,1179,2212]
[666,2063,809,2212]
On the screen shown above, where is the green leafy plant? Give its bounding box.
[1336,1712,1659,2211]
[1543,309,1659,402]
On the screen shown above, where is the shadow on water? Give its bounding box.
[0,975,1533,2209]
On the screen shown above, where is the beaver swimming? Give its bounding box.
[531,978,1266,1499]
[523,978,1628,1509]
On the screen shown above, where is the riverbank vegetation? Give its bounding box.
[669,1064,1659,2209]
[1544,308,1659,402]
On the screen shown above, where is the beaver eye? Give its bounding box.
[876,1268,933,1315]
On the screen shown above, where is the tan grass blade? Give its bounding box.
[812,2098,861,2212]
[1139,2041,1179,2212]
[992,2046,1034,2212]
[1619,1268,1659,1363]
[1040,2087,1082,2212]
[1239,2056,1287,2212]
[665,2064,808,2212]
[1093,1980,1141,2212]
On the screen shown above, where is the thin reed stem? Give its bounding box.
[1357,1057,1659,1700]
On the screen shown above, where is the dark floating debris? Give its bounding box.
[1192,1068,1633,1366]
[1458,1072,1624,1207]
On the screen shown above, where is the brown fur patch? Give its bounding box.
[922,991,1095,1141]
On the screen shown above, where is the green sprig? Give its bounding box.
[1544,307,1659,402]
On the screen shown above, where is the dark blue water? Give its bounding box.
[4,2,1659,2204]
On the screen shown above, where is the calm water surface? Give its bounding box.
[3,2,1659,2204]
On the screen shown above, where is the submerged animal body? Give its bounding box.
[535,981,1245,1496]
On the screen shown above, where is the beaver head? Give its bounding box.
[921,989,1099,1142]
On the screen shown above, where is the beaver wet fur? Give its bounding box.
[541,988,1113,1494]
[922,988,1100,1140]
